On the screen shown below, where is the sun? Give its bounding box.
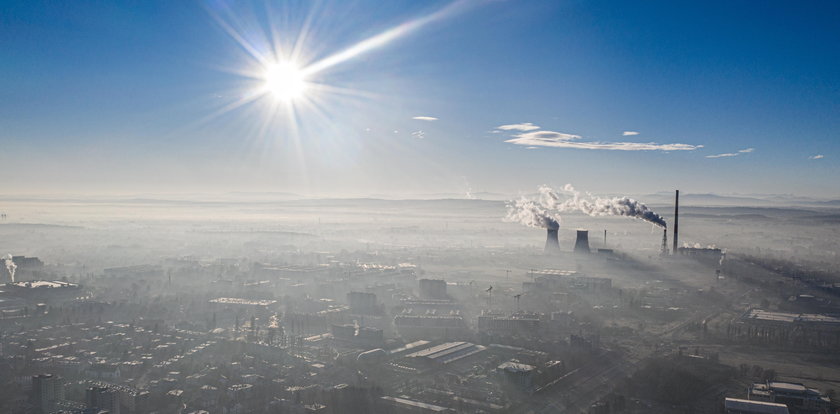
[263,61,307,102]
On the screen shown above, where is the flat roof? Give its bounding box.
[407,341,485,365]
[744,309,840,325]
[9,281,77,289]
[768,382,807,392]
[209,298,277,306]
[388,340,431,355]
[380,396,452,412]
[527,269,577,276]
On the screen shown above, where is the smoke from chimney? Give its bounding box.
[507,185,666,252]
[4,254,16,283]
[505,197,561,230]
[538,184,666,228]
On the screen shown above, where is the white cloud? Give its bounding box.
[705,153,739,158]
[622,131,639,136]
[505,130,699,151]
[706,148,755,158]
[411,130,425,139]
[412,116,438,121]
[512,130,582,141]
[496,122,540,132]
[809,154,824,159]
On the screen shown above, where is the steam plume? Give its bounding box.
[509,184,666,229]
[4,254,16,283]
[549,184,667,228]
[505,197,560,229]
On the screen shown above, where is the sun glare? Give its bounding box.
[263,61,307,101]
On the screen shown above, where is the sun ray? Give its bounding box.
[301,0,472,77]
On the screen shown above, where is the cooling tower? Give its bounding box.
[545,228,560,253]
[574,230,590,253]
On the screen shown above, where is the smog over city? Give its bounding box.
[2,1,840,414]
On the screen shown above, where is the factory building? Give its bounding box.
[523,270,611,293]
[405,341,486,367]
[331,324,384,346]
[347,291,378,314]
[394,315,468,340]
[103,264,160,279]
[678,246,724,265]
[379,396,456,413]
[748,381,831,413]
[742,309,840,330]
[496,361,536,389]
[737,309,840,348]
[419,279,447,299]
[724,398,789,414]
[478,312,542,337]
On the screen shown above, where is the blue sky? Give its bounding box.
[1,0,838,197]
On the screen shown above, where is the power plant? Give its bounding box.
[574,230,590,253]
[544,221,560,253]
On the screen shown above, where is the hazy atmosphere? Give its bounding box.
[2,1,839,414]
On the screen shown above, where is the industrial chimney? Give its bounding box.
[672,190,679,255]
[544,222,560,254]
[574,230,590,253]
[660,228,668,256]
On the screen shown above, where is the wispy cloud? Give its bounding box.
[496,122,540,132]
[705,148,755,158]
[809,154,824,160]
[705,153,739,158]
[622,131,639,136]
[505,130,700,151]
[411,130,425,139]
[412,116,438,121]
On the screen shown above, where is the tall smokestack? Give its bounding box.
[673,190,679,255]
[574,230,590,253]
[545,228,560,253]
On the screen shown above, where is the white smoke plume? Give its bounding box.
[4,254,16,283]
[508,184,666,229]
[505,197,560,229]
[538,184,667,228]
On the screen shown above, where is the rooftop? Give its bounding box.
[724,398,789,414]
[209,298,277,306]
[8,280,78,289]
[380,396,452,412]
[744,309,840,325]
[497,361,536,373]
[407,341,485,365]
